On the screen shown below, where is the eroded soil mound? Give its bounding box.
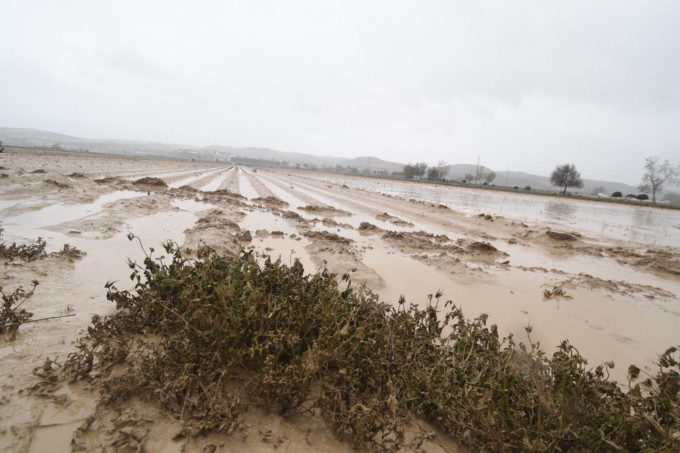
[253,196,288,207]
[132,177,168,188]
[358,222,380,231]
[303,230,351,245]
[546,230,578,241]
[298,205,351,217]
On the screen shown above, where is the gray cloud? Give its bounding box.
[1,0,679,184]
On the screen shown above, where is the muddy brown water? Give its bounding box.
[290,171,680,248]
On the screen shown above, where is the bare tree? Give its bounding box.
[436,160,450,180]
[639,156,678,203]
[424,161,450,180]
[414,162,427,178]
[550,163,583,195]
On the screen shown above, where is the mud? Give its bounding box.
[298,205,351,217]
[1,148,680,452]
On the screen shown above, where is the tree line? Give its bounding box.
[550,157,678,202]
[403,161,497,184]
[402,157,678,203]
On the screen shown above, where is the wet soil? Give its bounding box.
[1,148,679,452]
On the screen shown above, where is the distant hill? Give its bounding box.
[0,128,402,171]
[0,127,191,158]
[206,145,403,172]
[492,170,640,195]
[444,164,639,195]
[0,127,647,195]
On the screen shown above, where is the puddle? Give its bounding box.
[167,168,226,188]
[71,209,205,294]
[170,198,215,212]
[0,199,21,211]
[291,171,680,248]
[503,241,680,291]
[262,172,421,231]
[199,168,235,191]
[237,168,259,199]
[1,190,143,240]
[362,246,679,383]
[238,209,316,272]
[125,167,214,181]
[252,174,307,208]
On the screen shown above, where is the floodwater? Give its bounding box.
[199,168,234,191]
[1,190,143,241]
[296,172,680,247]
[167,167,227,188]
[237,168,259,199]
[124,167,214,181]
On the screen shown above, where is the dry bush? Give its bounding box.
[0,226,84,261]
[1,281,38,340]
[0,238,84,261]
[61,242,680,450]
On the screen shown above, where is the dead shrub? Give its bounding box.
[1,281,38,340]
[59,243,680,451]
[0,227,84,261]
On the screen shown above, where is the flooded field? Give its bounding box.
[294,171,680,248]
[1,148,679,451]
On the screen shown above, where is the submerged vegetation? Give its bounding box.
[0,224,85,261]
[1,281,38,340]
[0,236,49,261]
[0,237,84,261]
[59,241,680,451]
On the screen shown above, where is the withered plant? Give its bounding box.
[62,238,679,450]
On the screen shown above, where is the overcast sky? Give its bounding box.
[1,1,679,183]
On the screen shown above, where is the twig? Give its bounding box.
[3,313,75,328]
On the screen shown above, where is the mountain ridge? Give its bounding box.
[0,127,642,195]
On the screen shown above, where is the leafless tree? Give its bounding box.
[639,156,678,203]
[414,162,427,178]
[436,160,450,180]
[425,161,450,180]
[550,163,583,195]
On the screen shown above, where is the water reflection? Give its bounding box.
[545,201,575,221]
[296,172,680,248]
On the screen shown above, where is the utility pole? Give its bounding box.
[505,165,509,186]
